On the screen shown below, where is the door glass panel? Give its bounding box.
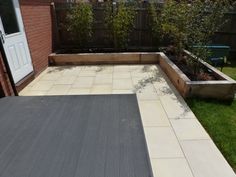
[0,0,19,35]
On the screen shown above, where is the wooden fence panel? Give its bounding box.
[53,2,236,56]
[213,12,236,56]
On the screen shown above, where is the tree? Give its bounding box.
[157,0,231,75]
[66,2,93,48]
[105,1,136,49]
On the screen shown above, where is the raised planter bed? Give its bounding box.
[49,52,159,65]
[159,51,236,101]
[48,52,236,100]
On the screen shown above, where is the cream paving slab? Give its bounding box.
[94,74,113,85]
[26,76,43,87]
[40,74,60,81]
[81,65,100,71]
[112,78,133,90]
[94,77,113,85]
[160,94,196,119]
[155,67,184,97]
[130,65,157,74]
[112,89,134,94]
[113,65,131,72]
[41,68,64,77]
[181,140,236,177]
[90,85,112,94]
[130,65,147,72]
[113,72,131,79]
[153,78,174,96]
[79,70,97,77]
[72,77,94,88]
[136,91,159,101]
[131,71,151,78]
[95,66,114,73]
[67,88,91,95]
[132,76,155,91]
[62,67,81,76]
[36,68,49,77]
[144,127,184,158]
[135,83,156,93]
[54,76,77,85]
[19,86,32,95]
[151,158,194,177]
[31,69,49,81]
[46,85,71,95]
[136,85,159,101]
[94,73,113,79]
[170,119,210,140]
[40,73,62,81]
[46,66,66,73]
[131,76,148,86]
[19,90,48,96]
[138,100,170,127]
[26,68,51,86]
[129,64,146,70]
[30,81,55,91]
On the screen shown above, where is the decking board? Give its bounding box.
[0,95,153,177]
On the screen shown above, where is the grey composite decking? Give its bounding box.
[0,95,153,177]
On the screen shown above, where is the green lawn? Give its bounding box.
[222,59,236,80]
[187,59,236,171]
[187,99,236,171]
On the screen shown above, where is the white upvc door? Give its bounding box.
[0,0,33,84]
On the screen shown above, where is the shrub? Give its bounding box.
[105,1,135,49]
[187,0,231,74]
[160,0,232,54]
[148,2,161,44]
[159,0,192,56]
[66,3,93,48]
[158,0,232,75]
[187,1,231,54]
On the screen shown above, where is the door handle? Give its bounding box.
[0,30,5,44]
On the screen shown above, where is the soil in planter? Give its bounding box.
[165,53,224,81]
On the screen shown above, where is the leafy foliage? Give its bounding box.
[148,2,161,43]
[160,0,231,53]
[105,1,136,49]
[104,0,114,44]
[160,0,190,55]
[187,0,231,59]
[156,0,232,75]
[66,3,93,48]
[188,0,232,75]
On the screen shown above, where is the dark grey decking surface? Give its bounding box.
[0,95,153,177]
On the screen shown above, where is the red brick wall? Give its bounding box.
[0,54,14,96]
[19,0,70,75]
[19,0,53,75]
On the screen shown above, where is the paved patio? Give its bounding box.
[20,65,236,177]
